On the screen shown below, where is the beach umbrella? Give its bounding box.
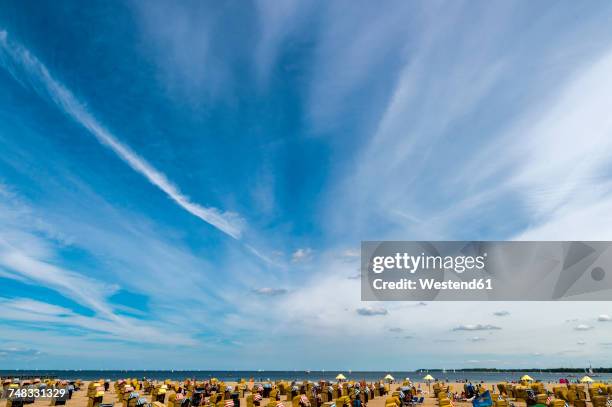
[423,375,434,393]
[336,374,346,381]
[521,375,534,382]
[580,376,593,390]
[384,374,394,383]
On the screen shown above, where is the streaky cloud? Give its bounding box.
[0,30,244,239]
[252,287,288,296]
[452,324,501,331]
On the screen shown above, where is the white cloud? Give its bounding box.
[453,324,501,331]
[0,347,42,359]
[598,314,611,322]
[356,307,388,316]
[0,30,244,239]
[574,324,594,331]
[292,248,313,262]
[497,49,612,241]
[494,311,510,317]
[342,249,360,258]
[0,183,218,349]
[252,287,288,296]
[0,297,194,346]
[0,244,117,317]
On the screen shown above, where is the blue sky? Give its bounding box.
[1,1,612,369]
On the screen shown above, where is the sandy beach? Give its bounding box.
[5,380,602,407]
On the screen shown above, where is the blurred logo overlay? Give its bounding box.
[361,241,612,301]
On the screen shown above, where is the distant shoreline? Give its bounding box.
[1,369,609,372]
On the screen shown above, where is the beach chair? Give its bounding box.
[535,394,548,404]
[267,389,277,401]
[88,382,103,397]
[6,384,24,407]
[124,391,141,407]
[49,384,69,406]
[336,396,351,407]
[170,392,188,407]
[384,396,400,407]
[87,387,106,407]
[494,398,507,407]
[438,398,451,407]
[592,396,607,407]
[153,386,168,404]
[567,389,578,403]
[320,387,330,402]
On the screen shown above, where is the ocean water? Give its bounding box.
[1,370,610,383]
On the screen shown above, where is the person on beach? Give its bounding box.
[352,384,364,407]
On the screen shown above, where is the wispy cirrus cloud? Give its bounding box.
[0,29,244,240]
[0,183,206,347]
[0,347,43,359]
[291,248,313,263]
[356,306,388,316]
[252,287,288,296]
[0,297,194,346]
[453,324,501,331]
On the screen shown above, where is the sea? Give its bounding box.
[1,371,610,383]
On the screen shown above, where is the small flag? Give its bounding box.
[254,395,262,401]
[225,400,234,407]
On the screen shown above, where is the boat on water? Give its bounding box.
[586,364,599,377]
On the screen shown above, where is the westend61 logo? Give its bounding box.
[361,241,612,301]
[371,252,487,274]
